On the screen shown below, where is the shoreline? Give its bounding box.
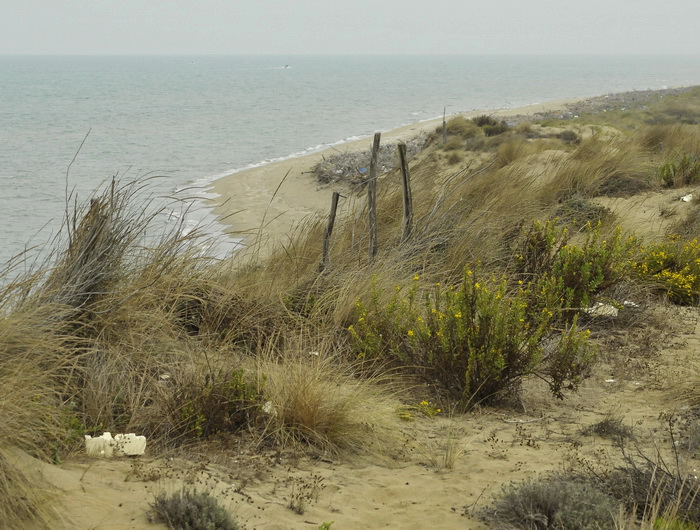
[207,86,694,255]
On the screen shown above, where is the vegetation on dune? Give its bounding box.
[3,88,700,527]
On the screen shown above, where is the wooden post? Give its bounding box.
[442,106,448,144]
[398,142,413,242]
[320,191,340,272]
[368,132,381,260]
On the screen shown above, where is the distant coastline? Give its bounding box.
[209,86,697,254]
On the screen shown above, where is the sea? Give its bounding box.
[2,54,700,271]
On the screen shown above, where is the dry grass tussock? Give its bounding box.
[0,305,80,527]
[253,347,404,455]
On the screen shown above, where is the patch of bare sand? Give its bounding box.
[595,186,700,241]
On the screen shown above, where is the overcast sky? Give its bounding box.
[1,0,698,55]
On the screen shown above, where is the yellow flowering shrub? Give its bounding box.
[347,269,595,404]
[634,237,700,304]
[515,220,634,317]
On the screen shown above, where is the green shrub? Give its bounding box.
[489,476,617,529]
[150,487,239,530]
[169,367,263,440]
[447,152,463,165]
[483,121,509,137]
[473,114,499,127]
[558,130,581,145]
[347,271,595,404]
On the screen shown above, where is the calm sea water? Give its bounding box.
[2,54,700,269]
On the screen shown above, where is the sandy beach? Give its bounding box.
[208,97,586,255]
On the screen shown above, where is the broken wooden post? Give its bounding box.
[320,191,340,272]
[398,142,413,242]
[442,106,448,144]
[368,132,381,260]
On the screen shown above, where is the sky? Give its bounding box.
[1,0,699,55]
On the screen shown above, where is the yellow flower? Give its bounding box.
[407,330,415,337]
[413,275,420,281]
[454,311,462,318]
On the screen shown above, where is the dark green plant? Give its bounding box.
[150,487,239,530]
[174,368,262,439]
[558,130,580,145]
[658,154,700,187]
[473,114,499,127]
[483,121,509,137]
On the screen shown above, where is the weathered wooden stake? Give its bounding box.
[320,191,340,272]
[398,142,413,241]
[368,132,381,260]
[442,106,448,144]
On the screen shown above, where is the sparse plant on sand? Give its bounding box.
[487,475,618,529]
[150,487,239,530]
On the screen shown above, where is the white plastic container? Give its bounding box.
[85,432,146,457]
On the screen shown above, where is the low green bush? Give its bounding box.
[347,270,595,404]
[473,114,499,127]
